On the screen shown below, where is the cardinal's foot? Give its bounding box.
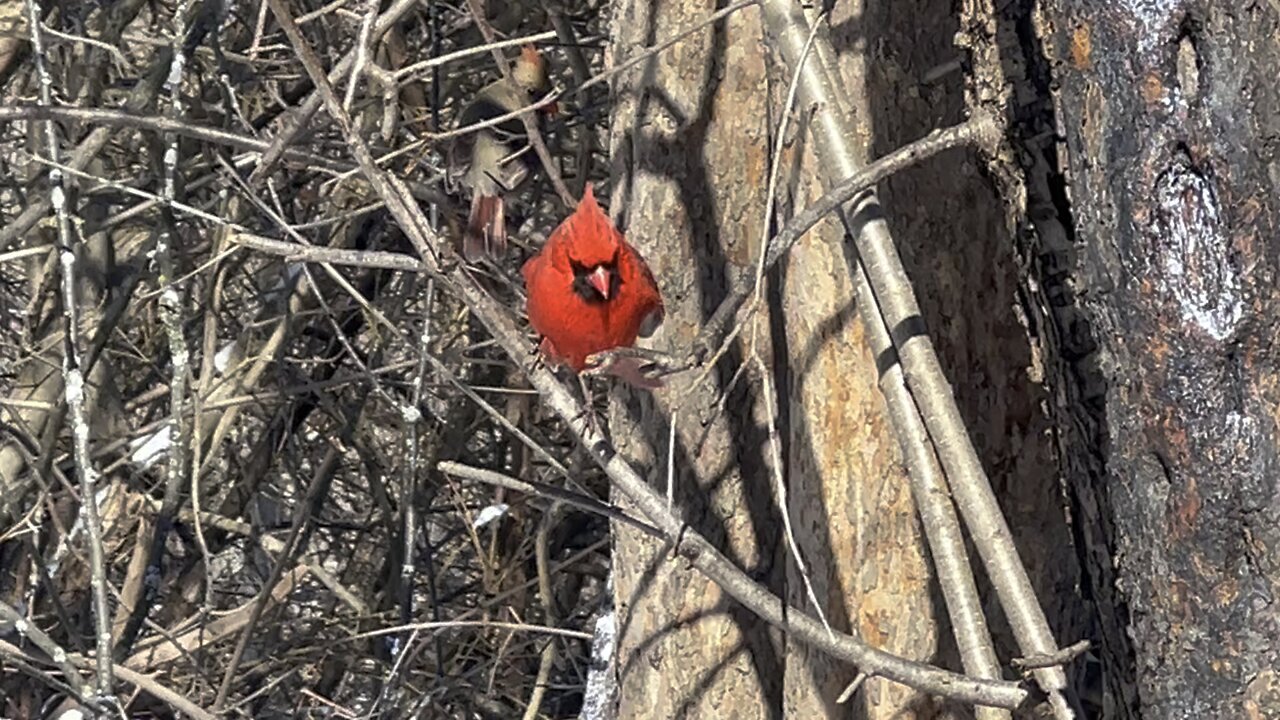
[583,348,688,389]
[572,373,605,436]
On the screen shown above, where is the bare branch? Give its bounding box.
[438,461,661,537]
[24,0,115,698]
[1012,640,1092,672]
[759,1,1073,716]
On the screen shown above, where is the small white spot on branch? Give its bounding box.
[400,404,422,424]
[64,368,84,405]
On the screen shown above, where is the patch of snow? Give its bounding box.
[580,609,618,720]
[1115,0,1181,53]
[130,424,172,468]
[472,503,509,529]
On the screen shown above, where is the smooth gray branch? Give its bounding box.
[759,1,1073,717]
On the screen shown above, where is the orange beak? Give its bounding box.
[588,266,611,300]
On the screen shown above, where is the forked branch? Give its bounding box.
[759,1,1075,717]
[255,2,1029,706]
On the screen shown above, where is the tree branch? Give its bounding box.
[257,2,1029,706]
[24,0,115,699]
[759,1,1073,717]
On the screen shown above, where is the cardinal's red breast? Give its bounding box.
[523,185,664,371]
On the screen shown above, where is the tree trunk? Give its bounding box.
[604,3,785,718]
[605,0,1092,718]
[1015,0,1280,716]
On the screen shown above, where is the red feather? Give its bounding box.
[523,185,665,385]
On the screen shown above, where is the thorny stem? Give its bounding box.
[24,0,115,704]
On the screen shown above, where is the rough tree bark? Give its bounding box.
[605,0,1089,718]
[1023,1,1280,717]
[604,2,785,717]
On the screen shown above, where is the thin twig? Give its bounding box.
[344,0,380,112]
[24,0,115,699]
[394,30,558,80]
[421,90,562,141]
[1012,640,1091,672]
[106,663,217,720]
[548,8,594,197]
[573,0,761,97]
[212,416,358,710]
[0,640,91,706]
[246,0,420,184]
[0,15,215,253]
[399,277,434,674]
[114,0,197,662]
[438,461,661,537]
[0,601,88,698]
[837,672,869,703]
[694,111,1000,365]
[0,105,451,201]
[352,620,593,643]
[231,231,426,271]
[522,506,560,720]
[749,11,832,636]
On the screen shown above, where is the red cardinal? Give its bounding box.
[522,184,665,388]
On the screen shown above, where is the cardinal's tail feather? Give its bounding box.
[463,194,507,262]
